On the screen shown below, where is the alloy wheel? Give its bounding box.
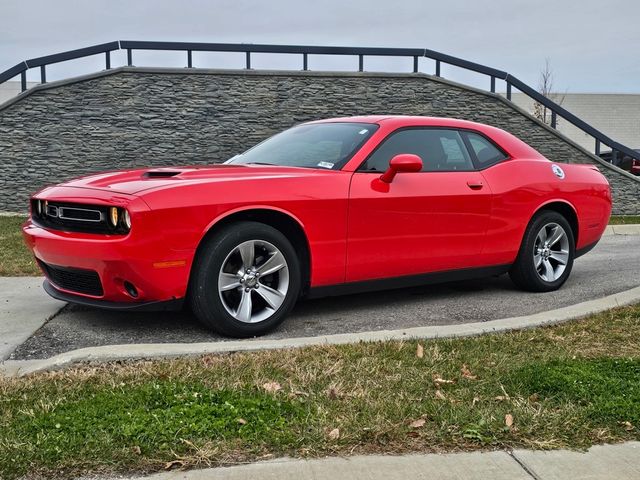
[218,239,289,323]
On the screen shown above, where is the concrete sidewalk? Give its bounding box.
[128,442,640,480]
[0,277,64,360]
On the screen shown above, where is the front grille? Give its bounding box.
[31,200,128,234]
[38,260,104,296]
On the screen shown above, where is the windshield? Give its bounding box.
[226,122,379,170]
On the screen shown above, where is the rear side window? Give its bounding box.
[360,128,475,172]
[464,132,508,167]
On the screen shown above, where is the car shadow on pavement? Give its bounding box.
[10,274,515,360]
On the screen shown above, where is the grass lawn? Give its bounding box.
[0,214,638,277]
[1,305,639,479]
[0,216,39,276]
[609,215,640,225]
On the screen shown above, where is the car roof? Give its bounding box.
[309,115,494,129]
[307,115,545,160]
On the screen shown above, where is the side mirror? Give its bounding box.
[380,154,423,183]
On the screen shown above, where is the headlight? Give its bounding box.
[123,209,131,229]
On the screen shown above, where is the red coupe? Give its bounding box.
[23,116,612,337]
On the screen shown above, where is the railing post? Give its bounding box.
[551,111,557,129]
[611,149,617,165]
[506,82,512,101]
[187,50,193,68]
[127,49,133,66]
[105,51,111,70]
[303,53,308,71]
[358,54,364,72]
[40,65,46,84]
[245,51,251,69]
[20,71,27,92]
[490,76,495,93]
[595,139,601,156]
[435,60,441,77]
[413,56,418,73]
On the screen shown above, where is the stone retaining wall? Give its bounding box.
[0,67,638,213]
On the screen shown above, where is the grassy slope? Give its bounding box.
[1,305,639,479]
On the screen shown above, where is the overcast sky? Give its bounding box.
[1,0,639,93]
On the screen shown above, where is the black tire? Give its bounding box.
[509,210,575,292]
[189,221,301,337]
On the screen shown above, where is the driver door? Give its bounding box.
[346,127,492,283]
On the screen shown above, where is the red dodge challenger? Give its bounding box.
[23,116,612,337]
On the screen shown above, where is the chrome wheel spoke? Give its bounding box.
[219,272,241,291]
[550,250,569,265]
[235,289,253,323]
[547,226,564,247]
[239,241,255,269]
[536,228,548,245]
[534,253,543,268]
[256,250,286,276]
[542,259,555,281]
[255,284,285,310]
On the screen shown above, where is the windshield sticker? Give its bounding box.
[358,129,369,135]
[317,161,335,169]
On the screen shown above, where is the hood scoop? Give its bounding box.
[142,170,182,179]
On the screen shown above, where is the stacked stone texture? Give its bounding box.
[0,69,638,213]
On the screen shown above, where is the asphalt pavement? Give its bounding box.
[8,235,640,360]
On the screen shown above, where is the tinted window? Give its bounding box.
[226,122,378,170]
[360,128,474,172]
[465,132,508,167]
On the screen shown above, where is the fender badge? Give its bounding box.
[551,164,565,179]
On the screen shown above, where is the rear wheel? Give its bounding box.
[190,221,301,337]
[509,211,575,292]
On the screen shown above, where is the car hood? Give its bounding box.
[58,164,334,195]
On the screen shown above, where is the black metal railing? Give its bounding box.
[1,41,638,167]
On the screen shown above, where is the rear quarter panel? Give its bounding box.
[480,159,611,265]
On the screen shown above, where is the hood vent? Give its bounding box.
[142,170,182,179]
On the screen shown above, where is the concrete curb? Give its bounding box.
[2,284,640,378]
[122,442,640,480]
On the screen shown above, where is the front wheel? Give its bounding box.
[509,211,575,292]
[190,221,301,337]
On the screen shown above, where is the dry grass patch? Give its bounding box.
[1,306,639,479]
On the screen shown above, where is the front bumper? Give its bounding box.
[43,280,184,311]
[23,217,193,307]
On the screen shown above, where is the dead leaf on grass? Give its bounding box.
[164,460,185,470]
[505,414,514,428]
[416,344,424,358]
[237,418,247,425]
[435,390,447,400]
[433,376,455,386]
[620,421,634,431]
[472,396,480,407]
[262,382,282,393]
[328,428,340,440]
[461,364,477,380]
[409,418,426,429]
[131,445,141,455]
[326,387,340,400]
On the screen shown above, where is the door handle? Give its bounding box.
[466,181,484,190]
